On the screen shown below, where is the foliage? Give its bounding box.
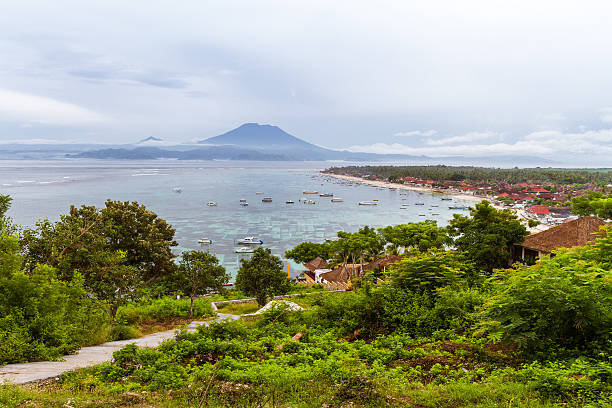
[479,228,612,356]
[0,234,109,364]
[379,221,450,252]
[284,241,331,264]
[175,250,228,317]
[234,247,290,306]
[20,200,178,319]
[572,191,612,219]
[329,225,385,266]
[116,296,214,326]
[326,165,612,185]
[447,200,528,272]
[527,218,541,228]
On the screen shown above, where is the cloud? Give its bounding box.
[394,130,437,137]
[426,131,500,146]
[348,128,612,160]
[0,89,109,125]
[600,107,612,123]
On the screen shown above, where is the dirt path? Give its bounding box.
[0,313,239,385]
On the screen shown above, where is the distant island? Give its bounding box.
[68,122,426,162]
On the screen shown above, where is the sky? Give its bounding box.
[0,0,611,165]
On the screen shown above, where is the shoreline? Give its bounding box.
[321,173,485,203]
[321,172,551,233]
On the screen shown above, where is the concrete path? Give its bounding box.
[0,313,239,385]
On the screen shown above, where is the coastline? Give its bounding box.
[321,173,484,203]
[321,172,550,233]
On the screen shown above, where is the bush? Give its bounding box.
[116,296,213,325]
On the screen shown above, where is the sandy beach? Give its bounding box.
[321,173,484,203]
[321,173,550,233]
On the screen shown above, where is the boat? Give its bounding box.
[419,214,426,216]
[331,198,344,202]
[173,187,182,193]
[206,201,217,206]
[198,238,213,244]
[240,202,249,207]
[432,213,440,216]
[359,201,378,206]
[307,199,316,204]
[235,246,255,253]
[303,191,319,194]
[441,197,453,201]
[237,236,263,245]
[286,200,295,204]
[299,198,308,203]
[262,197,273,202]
[431,204,439,207]
[239,199,247,202]
[255,192,264,195]
[415,202,425,206]
[319,193,333,197]
[449,205,469,210]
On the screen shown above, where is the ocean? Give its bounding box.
[0,160,474,278]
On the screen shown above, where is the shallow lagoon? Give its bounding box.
[1,160,474,278]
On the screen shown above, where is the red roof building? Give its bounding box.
[528,205,550,215]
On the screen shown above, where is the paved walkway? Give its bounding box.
[0,313,239,385]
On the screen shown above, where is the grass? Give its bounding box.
[216,301,260,315]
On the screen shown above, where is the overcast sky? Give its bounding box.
[1,0,611,165]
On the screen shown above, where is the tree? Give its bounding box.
[177,250,228,317]
[388,251,473,294]
[285,241,331,264]
[447,201,528,272]
[0,194,13,232]
[479,226,612,355]
[572,192,612,219]
[379,221,449,253]
[234,247,290,306]
[19,200,178,318]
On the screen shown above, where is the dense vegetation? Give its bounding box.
[1,191,610,407]
[3,225,609,407]
[325,165,612,185]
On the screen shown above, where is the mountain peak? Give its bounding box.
[198,123,317,149]
[137,136,164,144]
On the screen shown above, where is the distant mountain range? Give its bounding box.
[0,122,559,165]
[68,123,427,162]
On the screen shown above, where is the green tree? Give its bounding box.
[447,201,528,272]
[571,192,612,219]
[379,221,449,253]
[177,250,228,317]
[235,247,290,306]
[284,241,331,264]
[479,226,612,355]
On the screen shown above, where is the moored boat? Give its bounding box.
[235,246,255,253]
[262,197,272,202]
[303,191,319,194]
[359,201,378,206]
[331,198,344,202]
[319,193,333,197]
[286,200,295,204]
[198,238,213,244]
[206,201,217,206]
[237,236,263,245]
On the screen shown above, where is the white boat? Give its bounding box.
[286,200,295,204]
[307,199,316,204]
[331,198,344,202]
[173,187,182,193]
[255,192,264,195]
[206,201,217,206]
[359,201,378,206]
[240,202,249,207]
[299,198,308,203]
[237,236,263,245]
[198,238,213,244]
[235,246,255,253]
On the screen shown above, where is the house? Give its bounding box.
[362,254,408,273]
[514,216,606,263]
[528,205,550,215]
[304,257,329,272]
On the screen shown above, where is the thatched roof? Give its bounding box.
[363,254,408,272]
[304,257,329,272]
[320,266,350,283]
[520,216,606,253]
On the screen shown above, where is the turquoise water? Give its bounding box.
[1,160,473,278]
